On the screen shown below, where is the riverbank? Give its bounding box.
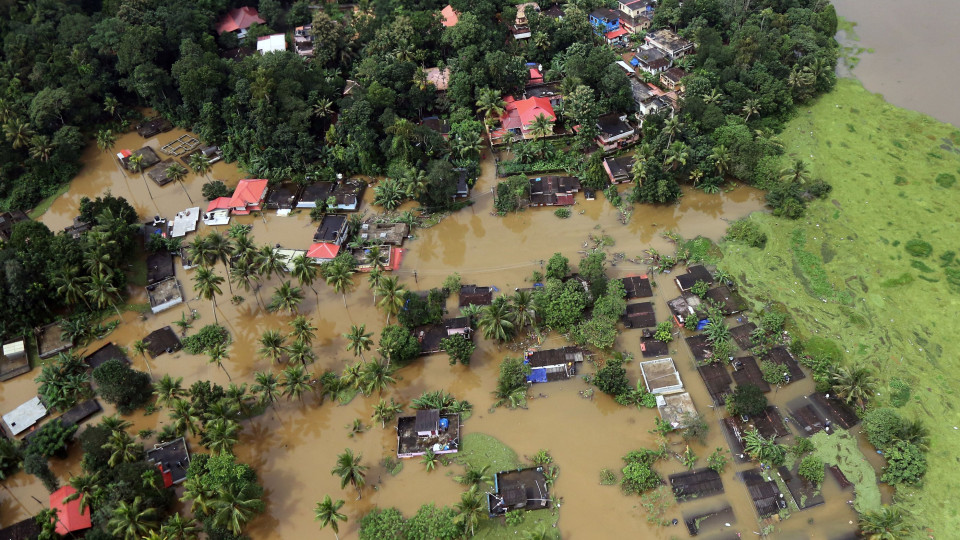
[719,77,960,535]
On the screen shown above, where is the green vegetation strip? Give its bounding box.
[809,430,880,513]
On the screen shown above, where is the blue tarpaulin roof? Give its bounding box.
[696,319,709,331]
[527,367,548,383]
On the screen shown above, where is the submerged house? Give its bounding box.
[146,437,191,487]
[228,178,269,215]
[675,264,713,292]
[147,277,184,314]
[216,6,265,39]
[313,214,349,245]
[0,339,30,382]
[49,486,93,536]
[603,156,634,184]
[296,180,365,211]
[487,467,551,516]
[490,96,556,141]
[639,357,684,394]
[264,183,301,211]
[528,176,580,207]
[524,346,584,383]
[357,221,410,246]
[594,113,637,151]
[2,396,47,437]
[396,410,460,458]
[416,317,473,355]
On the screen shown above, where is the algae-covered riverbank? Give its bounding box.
[720,77,960,535]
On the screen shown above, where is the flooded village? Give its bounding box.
[0,0,936,539]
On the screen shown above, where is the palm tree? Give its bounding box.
[269,280,304,315]
[194,267,224,324]
[478,298,515,342]
[742,98,760,121]
[368,268,384,306]
[160,513,201,540]
[282,364,312,403]
[314,495,348,539]
[3,118,33,149]
[258,330,287,364]
[253,371,282,410]
[291,254,321,308]
[521,526,556,540]
[312,98,334,119]
[528,113,554,139]
[287,340,316,365]
[376,276,406,324]
[182,475,213,516]
[709,145,732,176]
[85,271,121,317]
[169,399,201,437]
[341,361,364,391]
[421,449,438,471]
[96,128,116,152]
[187,235,214,269]
[858,505,911,540]
[325,264,355,308]
[153,374,185,409]
[225,383,253,416]
[361,359,396,396]
[401,168,428,199]
[255,245,287,283]
[127,152,155,201]
[290,315,317,347]
[663,115,681,145]
[702,88,723,105]
[205,233,236,293]
[373,178,404,210]
[371,398,404,428]
[455,465,492,487]
[211,482,264,535]
[167,163,193,203]
[511,290,536,330]
[832,365,877,410]
[663,141,689,171]
[203,418,240,455]
[103,429,139,467]
[475,88,506,123]
[108,496,159,540]
[53,265,92,310]
[454,485,485,537]
[208,342,232,380]
[452,130,484,160]
[779,159,811,185]
[344,324,373,361]
[131,339,153,377]
[188,152,213,180]
[331,448,368,500]
[230,259,262,308]
[29,135,53,162]
[63,473,102,514]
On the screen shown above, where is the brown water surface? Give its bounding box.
[0,129,864,539]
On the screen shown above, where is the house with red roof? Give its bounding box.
[490,96,556,141]
[306,242,341,263]
[228,179,269,215]
[49,486,92,536]
[440,5,459,27]
[216,6,265,38]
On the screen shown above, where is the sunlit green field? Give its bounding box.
[719,78,960,535]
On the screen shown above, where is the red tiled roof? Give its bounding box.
[502,96,556,128]
[229,179,269,208]
[207,197,233,212]
[529,68,543,81]
[606,27,629,39]
[307,243,340,259]
[217,6,265,34]
[50,486,92,535]
[440,5,459,27]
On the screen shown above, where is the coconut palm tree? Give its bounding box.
[742,98,760,121]
[289,315,317,347]
[230,259,262,308]
[210,482,264,535]
[832,365,877,410]
[708,145,732,176]
[258,330,286,365]
[63,473,103,514]
[361,359,396,396]
[455,465,492,487]
[169,399,201,437]
[287,339,316,365]
[225,383,253,416]
[187,235,214,269]
[160,513,201,540]
[663,115,682,145]
[269,280,304,315]
[29,134,53,162]
[203,418,240,455]
[281,364,311,404]
[331,448,367,500]
[373,179,404,211]
[182,475,214,516]
[452,130,484,160]
[256,245,287,283]
[96,128,116,152]
[3,118,33,149]
[167,163,193,203]
[127,152,155,201]
[779,159,811,185]
[312,98,334,119]
[478,297,515,342]
[325,264,355,308]
[454,485,485,537]
[85,271,122,317]
[528,113,554,139]
[291,254,321,308]
[153,374,185,409]
[314,495,348,539]
[53,265,92,310]
[252,371,282,410]
[188,152,213,180]
[102,429,140,467]
[371,398,404,428]
[108,496,159,540]
[475,87,506,123]
[376,276,406,324]
[194,267,224,324]
[663,141,689,171]
[207,342,232,380]
[368,268,384,305]
[205,233,236,293]
[858,505,911,540]
[511,290,536,330]
[341,361,364,391]
[344,324,373,361]
[131,339,153,377]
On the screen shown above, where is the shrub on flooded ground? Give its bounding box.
[620,448,663,495]
[725,218,768,248]
[181,324,230,355]
[92,358,153,414]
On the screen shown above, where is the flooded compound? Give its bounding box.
[0,125,869,539]
[833,0,960,127]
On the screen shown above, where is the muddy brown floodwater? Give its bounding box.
[0,126,862,539]
[833,0,960,127]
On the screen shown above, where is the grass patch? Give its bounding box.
[27,182,71,219]
[809,429,880,513]
[719,78,960,532]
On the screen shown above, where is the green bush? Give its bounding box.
[863,407,903,450]
[621,461,661,494]
[201,180,230,200]
[594,358,630,396]
[440,334,475,366]
[889,378,911,408]
[653,321,674,342]
[760,359,787,385]
[798,455,825,486]
[25,419,77,459]
[91,359,154,414]
[935,173,956,188]
[181,324,230,355]
[881,441,927,485]
[725,383,767,417]
[725,218,768,248]
[554,207,571,218]
[905,239,933,258]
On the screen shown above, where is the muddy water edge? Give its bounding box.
[0,127,860,539]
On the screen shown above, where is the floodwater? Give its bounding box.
[833,0,960,127]
[0,126,863,539]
